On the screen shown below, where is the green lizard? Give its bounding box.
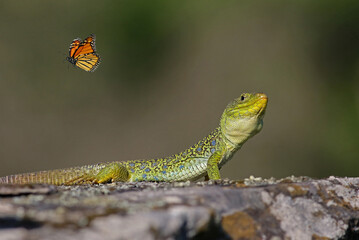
[0,93,268,185]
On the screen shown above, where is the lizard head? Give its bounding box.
[220,93,268,148]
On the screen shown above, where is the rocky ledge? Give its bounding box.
[0,176,358,240]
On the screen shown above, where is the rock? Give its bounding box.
[0,177,358,239]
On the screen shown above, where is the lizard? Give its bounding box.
[0,93,268,185]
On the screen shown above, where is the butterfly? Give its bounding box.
[66,34,101,72]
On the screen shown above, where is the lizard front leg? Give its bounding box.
[206,150,225,180]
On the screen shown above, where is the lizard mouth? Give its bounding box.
[249,93,268,117]
[256,93,268,115]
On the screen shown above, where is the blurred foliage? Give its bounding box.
[0,0,358,178]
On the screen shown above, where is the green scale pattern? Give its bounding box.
[122,128,223,182]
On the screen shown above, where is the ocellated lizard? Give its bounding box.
[0,93,268,185]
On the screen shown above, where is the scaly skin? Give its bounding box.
[0,93,268,185]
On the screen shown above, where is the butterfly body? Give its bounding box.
[66,34,100,72]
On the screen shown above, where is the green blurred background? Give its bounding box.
[0,1,358,179]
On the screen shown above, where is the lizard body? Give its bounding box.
[0,93,268,185]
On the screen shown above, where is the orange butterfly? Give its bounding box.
[66,34,101,72]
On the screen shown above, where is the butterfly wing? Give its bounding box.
[79,34,97,55]
[67,38,82,64]
[75,53,101,72]
[72,34,96,57]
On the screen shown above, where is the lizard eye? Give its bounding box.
[240,95,246,101]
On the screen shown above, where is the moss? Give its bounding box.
[221,211,260,240]
[312,233,331,240]
[286,184,309,197]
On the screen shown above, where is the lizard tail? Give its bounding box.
[0,170,77,185]
[0,166,100,185]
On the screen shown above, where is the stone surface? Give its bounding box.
[0,176,358,239]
